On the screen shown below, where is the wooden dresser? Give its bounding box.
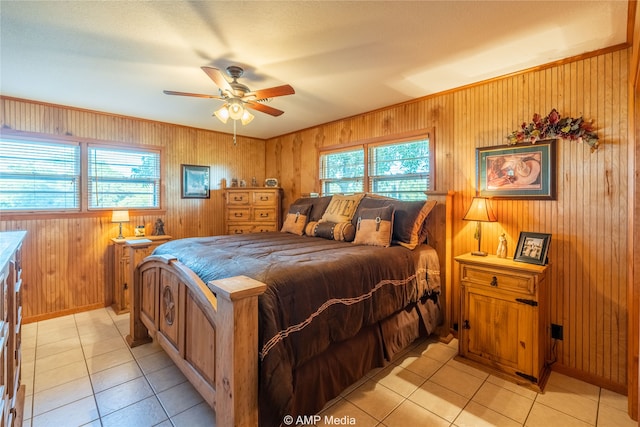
[111,235,172,314]
[455,253,550,391]
[0,231,26,427]
[225,188,283,235]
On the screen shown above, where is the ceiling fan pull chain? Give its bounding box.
[233,119,237,145]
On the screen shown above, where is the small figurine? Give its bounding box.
[496,233,507,258]
[153,218,165,236]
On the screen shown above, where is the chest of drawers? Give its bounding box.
[225,188,282,235]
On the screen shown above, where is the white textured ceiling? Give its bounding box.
[0,1,629,139]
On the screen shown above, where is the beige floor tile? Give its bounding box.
[34,336,81,360]
[472,381,534,424]
[156,381,205,417]
[486,374,539,400]
[381,399,450,427]
[411,340,458,363]
[170,401,216,427]
[89,359,143,393]
[408,379,468,422]
[545,371,600,402]
[146,363,188,393]
[456,400,522,427]
[34,346,85,376]
[446,357,490,380]
[429,364,484,399]
[599,388,629,412]
[129,339,164,359]
[85,346,134,374]
[136,347,175,374]
[371,364,426,397]
[596,401,638,427]
[344,379,404,421]
[32,376,93,416]
[31,395,99,427]
[393,351,444,379]
[318,398,378,427]
[36,324,78,346]
[95,377,154,417]
[78,325,121,343]
[525,401,592,427]
[100,395,168,427]
[534,382,598,424]
[33,359,88,393]
[81,335,128,359]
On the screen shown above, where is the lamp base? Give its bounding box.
[470,250,488,256]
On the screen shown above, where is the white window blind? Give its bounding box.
[88,146,160,209]
[369,138,431,200]
[319,148,365,195]
[0,139,80,210]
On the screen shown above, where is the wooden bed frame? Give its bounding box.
[127,191,453,427]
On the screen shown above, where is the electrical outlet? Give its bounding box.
[551,323,563,340]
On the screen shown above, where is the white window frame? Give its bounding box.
[319,130,434,200]
[0,131,163,214]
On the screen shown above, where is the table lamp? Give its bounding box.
[112,210,130,239]
[463,197,497,256]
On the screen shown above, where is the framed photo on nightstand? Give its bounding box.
[514,232,551,265]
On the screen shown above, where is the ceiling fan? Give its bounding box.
[163,66,295,125]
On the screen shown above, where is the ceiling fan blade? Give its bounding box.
[245,101,285,117]
[201,66,234,94]
[246,85,295,100]
[163,90,223,99]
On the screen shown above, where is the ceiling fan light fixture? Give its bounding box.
[241,110,254,125]
[213,106,229,123]
[228,99,244,121]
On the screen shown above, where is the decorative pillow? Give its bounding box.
[292,195,333,222]
[281,203,312,235]
[319,193,365,223]
[306,221,356,242]
[353,205,395,247]
[393,200,437,249]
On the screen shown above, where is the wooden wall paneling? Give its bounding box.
[264,49,630,393]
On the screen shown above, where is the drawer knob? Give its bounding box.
[260,196,269,201]
[260,213,269,218]
[490,276,498,287]
[234,213,243,217]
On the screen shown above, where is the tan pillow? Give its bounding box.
[281,204,312,235]
[354,205,395,247]
[306,221,356,242]
[319,193,365,223]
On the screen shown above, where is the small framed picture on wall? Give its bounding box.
[181,164,210,199]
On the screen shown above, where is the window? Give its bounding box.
[89,146,160,209]
[0,139,80,210]
[319,133,433,200]
[0,135,161,212]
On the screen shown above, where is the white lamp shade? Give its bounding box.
[228,100,244,120]
[214,106,229,124]
[241,110,254,125]
[111,210,130,223]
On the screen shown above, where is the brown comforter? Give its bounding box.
[153,232,440,425]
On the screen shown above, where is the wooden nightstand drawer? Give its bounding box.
[227,224,254,235]
[461,265,535,295]
[253,191,277,205]
[227,191,251,205]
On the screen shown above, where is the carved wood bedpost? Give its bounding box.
[209,275,267,427]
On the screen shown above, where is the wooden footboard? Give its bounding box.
[126,254,266,427]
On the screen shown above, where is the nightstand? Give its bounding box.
[111,235,171,314]
[455,253,550,391]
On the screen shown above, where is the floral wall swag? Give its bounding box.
[506,109,599,152]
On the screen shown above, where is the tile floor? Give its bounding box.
[19,307,637,427]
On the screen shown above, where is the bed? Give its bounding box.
[127,191,453,427]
